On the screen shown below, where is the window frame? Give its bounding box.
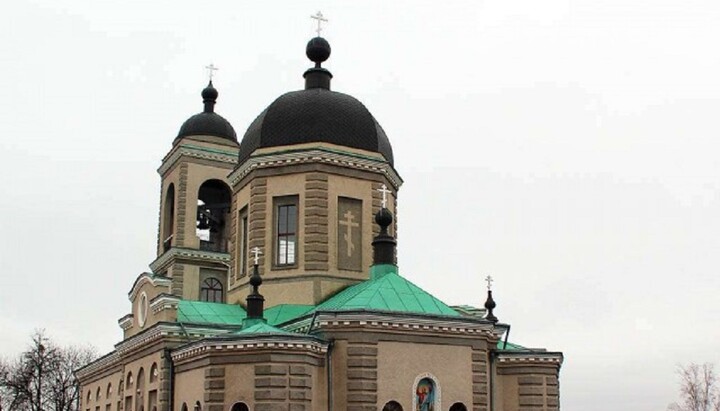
[199,278,223,303]
[237,206,249,277]
[272,196,299,269]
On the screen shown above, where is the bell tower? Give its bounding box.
[150,80,239,302]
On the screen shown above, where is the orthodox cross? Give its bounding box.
[377,184,392,208]
[251,247,262,265]
[310,11,328,36]
[205,63,219,81]
[339,210,360,257]
[485,275,494,290]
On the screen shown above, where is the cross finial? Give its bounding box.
[205,63,219,82]
[485,275,494,290]
[251,247,262,265]
[310,11,328,37]
[377,184,392,209]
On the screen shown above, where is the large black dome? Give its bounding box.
[176,82,237,143]
[238,88,393,165]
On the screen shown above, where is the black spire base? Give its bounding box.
[484,290,498,323]
[246,263,264,319]
[372,207,396,265]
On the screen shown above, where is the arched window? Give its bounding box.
[196,180,231,252]
[163,184,175,252]
[449,403,467,411]
[382,401,403,411]
[96,387,102,401]
[230,403,249,411]
[126,371,133,389]
[149,363,158,383]
[194,401,202,411]
[107,382,112,398]
[87,390,92,404]
[180,403,188,411]
[135,368,145,411]
[200,278,223,302]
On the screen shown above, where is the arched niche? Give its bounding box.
[162,183,175,251]
[412,373,441,411]
[194,401,202,411]
[135,367,145,411]
[196,179,231,252]
[381,400,404,411]
[230,402,249,411]
[180,403,188,411]
[106,382,113,398]
[149,362,158,383]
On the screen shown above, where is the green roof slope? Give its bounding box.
[234,320,294,335]
[264,304,315,326]
[177,300,246,325]
[314,265,459,317]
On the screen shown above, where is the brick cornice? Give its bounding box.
[158,144,238,177]
[229,146,403,190]
[149,247,231,273]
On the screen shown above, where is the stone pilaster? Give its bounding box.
[249,178,267,273]
[346,342,378,411]
[304,173,329,271]
[170,263,184,296]
[175,163,189,247]
[471,350,489,411]
[254,363,314,411]
[516,374,560,411]
[204,367,226,411]
[157,361,172,411]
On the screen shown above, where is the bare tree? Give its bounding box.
[669,363,720,411]
[0,331,96,411]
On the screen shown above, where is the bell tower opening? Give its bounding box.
[162,183,175,252]
[196,179,231,253]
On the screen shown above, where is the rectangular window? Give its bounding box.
[274,197,298,267]
[237,206,249,277]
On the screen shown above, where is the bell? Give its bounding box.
[197,216,210,230]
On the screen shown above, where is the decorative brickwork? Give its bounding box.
[171,264,184,296]
[253,363,312,411]
[175,163,189,247]
[304,173,329,272]
[249,178,267,273]
[204,367,226,411]
[229,189,239,284]
[157,361,172,411]
[346,342,378,411]
[471,350,488,411]
[517,374,559,411]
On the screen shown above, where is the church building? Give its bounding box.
[76,31,563,411]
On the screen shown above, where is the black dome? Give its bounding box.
[177,112,236,142]
[238,88,394,165]
[176,82,237,143]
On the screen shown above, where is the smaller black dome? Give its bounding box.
[306,37,331,65]
[176,82,236,143]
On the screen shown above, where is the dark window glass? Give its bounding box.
[241,215,248,275]
[200,278,223,302]
[276,203,297,266]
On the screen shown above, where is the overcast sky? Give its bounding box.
[1,1,719,410]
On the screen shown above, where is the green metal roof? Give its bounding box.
[264,304,315,326]
[177,300,246,325]
[314,264,460,317]
[497,341,527,351]
[235,319,294,335]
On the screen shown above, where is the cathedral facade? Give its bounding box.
[76,35,563,411]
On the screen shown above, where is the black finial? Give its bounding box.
[372,207,397,265]
[246,261,264,319]
[304,37,333,90]
[202,81,218,113]
[484,289,498,323]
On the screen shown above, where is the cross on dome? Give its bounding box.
[377,184,392,209]
[251,247,262,265]
[310,11,328,37]
[205,63,219,81]
[485,275,494,290]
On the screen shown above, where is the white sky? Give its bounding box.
[1,1,719,410]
